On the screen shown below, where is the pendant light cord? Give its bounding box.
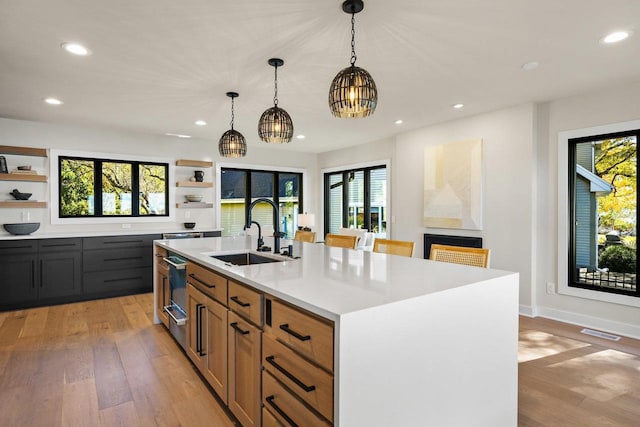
[273,65,279,107]
[230,97,235,130]
[350,13,357,66]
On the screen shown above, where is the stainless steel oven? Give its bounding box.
[164,253,188,350]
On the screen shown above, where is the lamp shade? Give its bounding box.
[218,129,247,158]
[298,213,315,230]
[258,106,294,143]
[329,65,377,118]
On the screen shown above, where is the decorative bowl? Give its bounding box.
[17,165,32,171]
[10,189,32,200]
[184,222,196,229]
[185,194,203,202]
[3,222,40,235]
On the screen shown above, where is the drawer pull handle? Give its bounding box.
[265,356,316,393]
[265,395,298,427]
[279,324,310,341]
[188,273,215,288]
[230,322,250,335]
[230,296,250,307]
[104,240,143,244]
[104,276,142,283]
[105,256,143,262]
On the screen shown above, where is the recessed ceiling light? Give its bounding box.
[165,133,192,139]
[44,97,63,105]
[394,119,403,125]
[452,103,464,109]
[296,134,306,140]
[195,120,207,126]
[602,31,631,44]
[521,61,539,71]
[61,42,91,56]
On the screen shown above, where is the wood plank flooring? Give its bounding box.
[1,294,638,426]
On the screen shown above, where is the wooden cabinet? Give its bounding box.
[263,298,335,426]
[186,282,229,405]
[228,280,263,327]
[0,252,38,306]
[186,261,228,304]
[228,311,262,427]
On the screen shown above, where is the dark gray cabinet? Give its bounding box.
[81,234,160,298]
[0,238,81,309]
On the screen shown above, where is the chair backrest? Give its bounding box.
[325,233,358,249]
[373,238,415,257]
[294,230,316,243]
[429,244,490,268]
[337,227,368,248]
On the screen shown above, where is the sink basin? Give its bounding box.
[211,252,285,266]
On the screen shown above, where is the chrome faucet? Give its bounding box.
[246,198,284,254]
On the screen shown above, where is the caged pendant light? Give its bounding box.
[328,0,377,118]
[258,58,294,143]
[219,92,247,158]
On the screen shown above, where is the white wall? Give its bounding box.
[394,104,536,309]
[0,118,317,236]
[536,81,640,337]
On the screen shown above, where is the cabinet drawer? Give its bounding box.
[83,247,151,272]
[83,234,159,250]
[0,240,37,255]
[262,407,283,427]
[186,261,227,305]
[228,280,262,326]
[38,238,82,252]
[269,300,334,372]
[83,267,152,295]
[263,371,332,427]
[263,334,333,421]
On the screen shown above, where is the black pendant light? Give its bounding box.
[258,58,294,143]
[219,92,247,158]
[328,0,377,118]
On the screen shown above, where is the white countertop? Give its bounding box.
[156,236,517,321]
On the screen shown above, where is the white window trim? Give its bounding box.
[215,162,308,231]
[557,120,640,308]
[320,158,392,238]
[50,149,175,224]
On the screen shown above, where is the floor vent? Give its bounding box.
[580,328,621,341]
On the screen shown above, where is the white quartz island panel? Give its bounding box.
[154,236,519,426]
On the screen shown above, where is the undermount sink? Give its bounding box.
[211,252,285,266]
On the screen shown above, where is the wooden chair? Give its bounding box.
[372,238,415,258]
[429,244,491,268]
[294,230,316,243]
[324,233,358,249]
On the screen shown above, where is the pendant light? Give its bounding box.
[218,92,247,158]
[258,58,294,143]
[328,0,377,118]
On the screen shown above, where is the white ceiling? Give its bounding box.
[1,0,639,153]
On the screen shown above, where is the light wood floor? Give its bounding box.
[0,294,638,426]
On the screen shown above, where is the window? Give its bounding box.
[568,130,638,297]
[59,156,168,217]
[220,168,302,238]
[324,165,387,237]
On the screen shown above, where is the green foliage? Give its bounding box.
[599,245,636,274]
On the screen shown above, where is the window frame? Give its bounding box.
[216,163,305,236]
[558,120,640,308]
[568,130,639,298]
[321,160,390,238]
[50,149,173,224]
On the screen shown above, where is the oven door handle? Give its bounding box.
[163,257,186,269]
[164,306,187,325]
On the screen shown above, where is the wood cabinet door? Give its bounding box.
[228,311,261,427]
[39,251,82,299]
[186,284,207,370]
[204,298,228,404]
[156,269,170,327]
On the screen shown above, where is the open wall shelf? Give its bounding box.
[0,145,47,157]
[0,201,47,208]
[0,173,47,182]
[176,159,213,168]
[176,181,213,188]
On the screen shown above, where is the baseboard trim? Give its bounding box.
[519,305,535,317]
[534,306,640,340]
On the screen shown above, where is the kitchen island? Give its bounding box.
[154,236,519,427]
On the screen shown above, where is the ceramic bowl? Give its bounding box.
[3,222,40,235]
[185,194,203,202]
[184,222,196,229]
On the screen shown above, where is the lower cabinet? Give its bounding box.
[155,247,170,327]
[1,253,38,306]
[228,311,262,427]
[186,284,229,404]
[39,251,82,299]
